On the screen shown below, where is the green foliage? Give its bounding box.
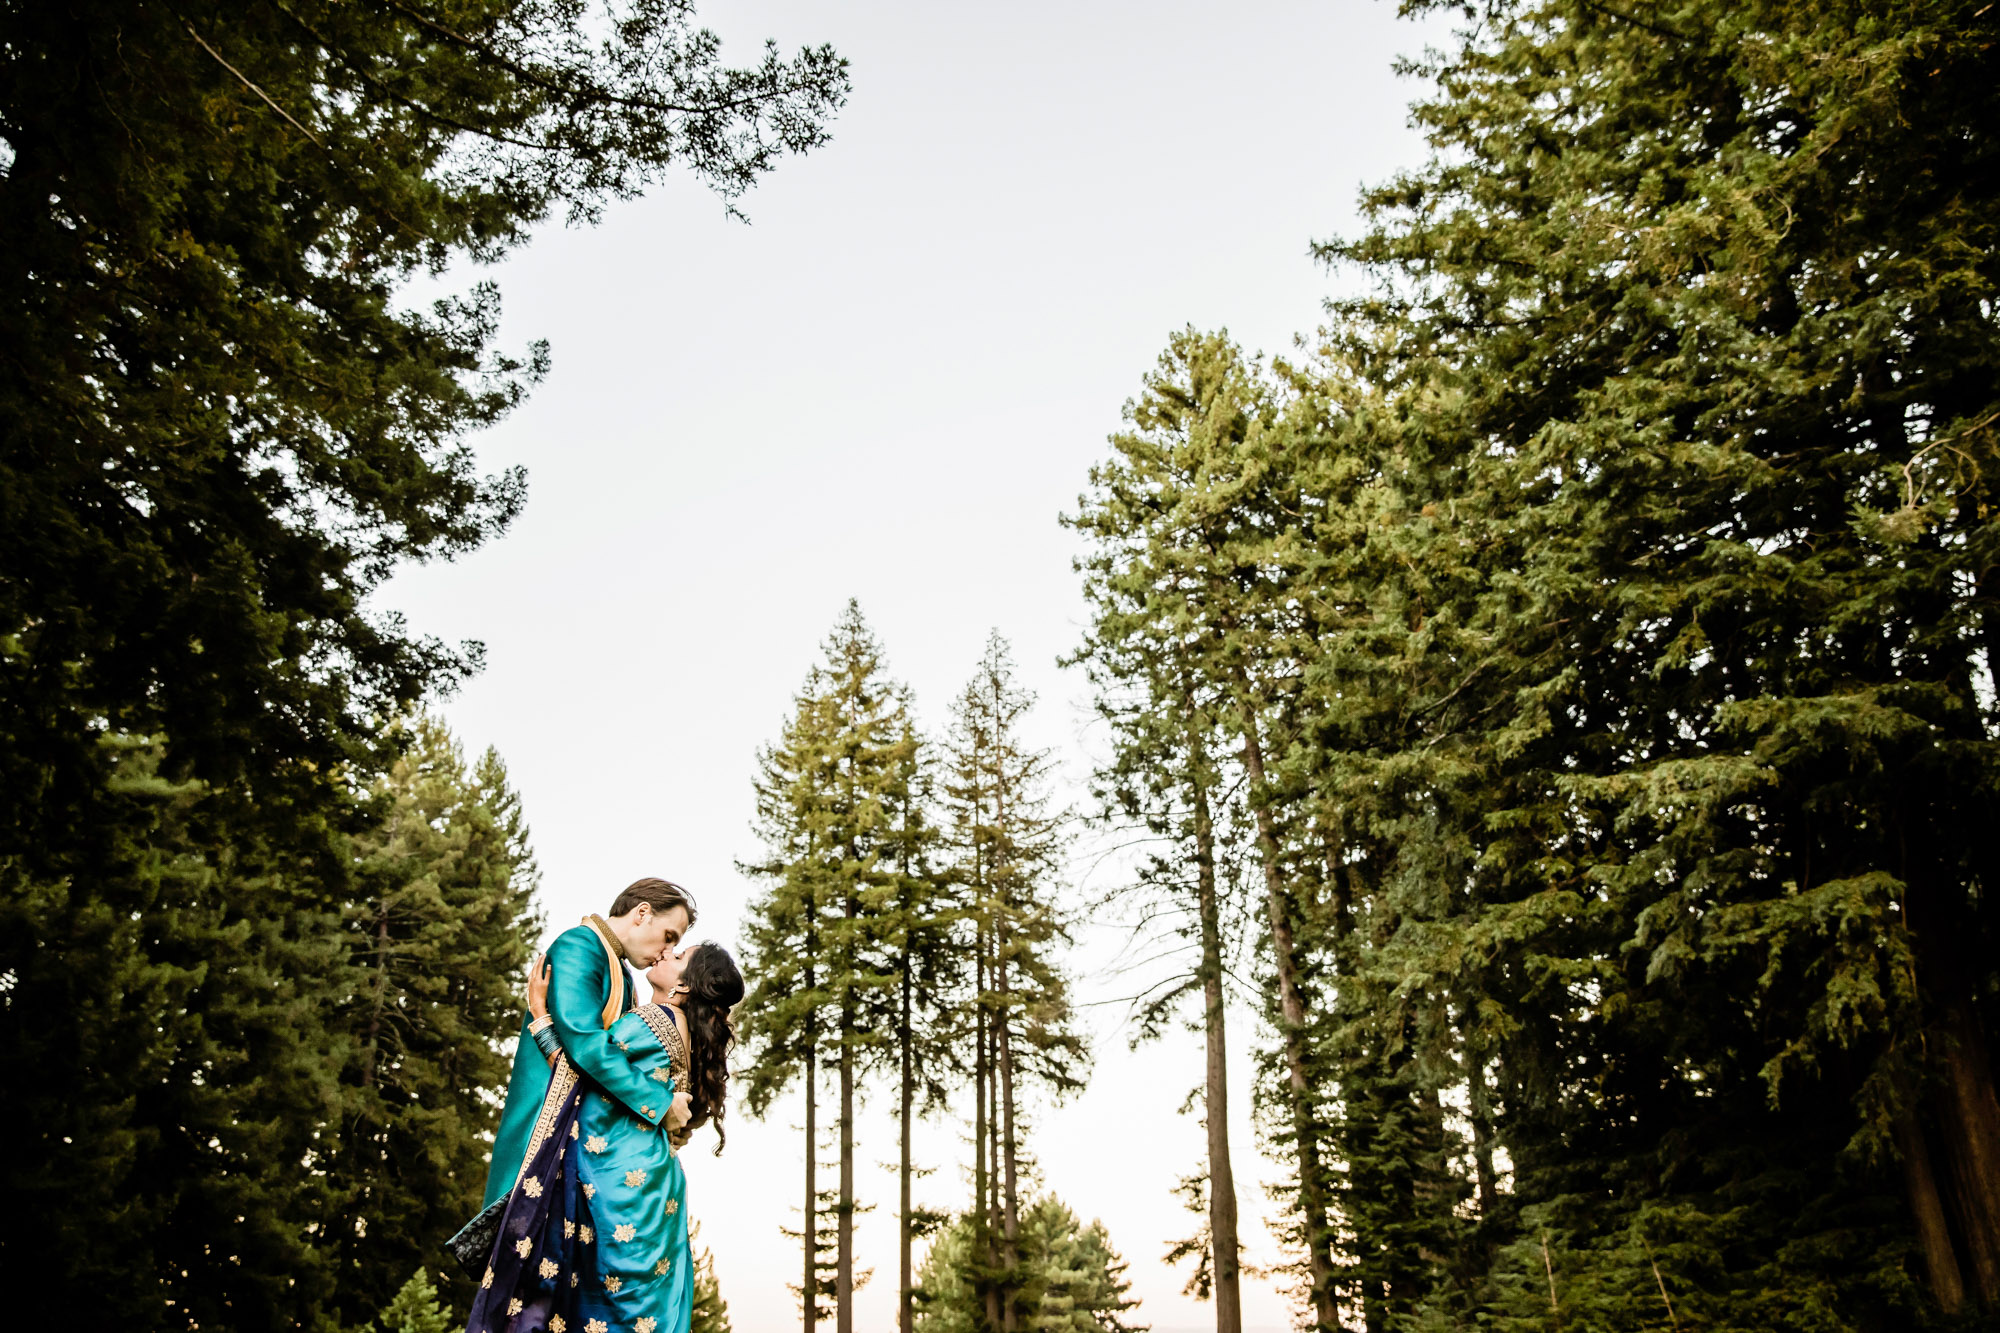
[739,601,917,1114]
[1,0,848,874]
[370,1268,454,1333]
[324,717,543,1322]
[1072,0,2000,1326]
[739,600,922,1323]
[691,1224,734,1333]
[0,716,539,1329]
[1,2,845,1325]
[915,1197,1145,1333]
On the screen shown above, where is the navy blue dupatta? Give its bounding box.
[462,1055,590,1333]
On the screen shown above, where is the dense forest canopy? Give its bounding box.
[0,1,845,1326]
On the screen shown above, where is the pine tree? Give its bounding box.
[370,1268,453,1333]
[941,633,1087,1333]
[741,601,914,1333]
[914,1196,1144,1333]
[884,721,962,1333]
[325,714,542,1323]
[691,1223,735,1333]
[1067,330,1337,1331]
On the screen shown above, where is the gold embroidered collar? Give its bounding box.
[584,913,630,964]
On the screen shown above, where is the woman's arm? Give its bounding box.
[526,953,561,1064]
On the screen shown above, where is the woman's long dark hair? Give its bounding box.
[679,943,744,1154]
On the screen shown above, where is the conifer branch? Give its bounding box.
[181,19,324,146]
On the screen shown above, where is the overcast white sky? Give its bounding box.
[385,2,1448,1328]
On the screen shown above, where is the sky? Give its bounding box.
[384,2,1451,1328]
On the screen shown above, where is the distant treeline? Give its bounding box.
[1065,0,2000,1329]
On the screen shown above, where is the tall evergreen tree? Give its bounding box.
[941,632,1088,1333]
[741,601,914,1333]
[884,720,963,1333]
[325,714,542,1323]
[1067,330,1339,1330]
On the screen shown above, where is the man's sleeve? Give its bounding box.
[546,930,670,1129]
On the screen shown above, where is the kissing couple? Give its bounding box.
[452,878,744,1333]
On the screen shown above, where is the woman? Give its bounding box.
[464,941,744,1333]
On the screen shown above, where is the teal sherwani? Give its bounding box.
[483,918,669,1207]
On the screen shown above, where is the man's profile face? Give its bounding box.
[625,903,691,968]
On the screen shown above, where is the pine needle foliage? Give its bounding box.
[740,601,920,1332]
[1071,0,2000,1327]
[915,1196,1146,1333]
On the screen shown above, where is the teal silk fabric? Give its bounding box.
[572,1005,692,1333]
[484,922,655,1208]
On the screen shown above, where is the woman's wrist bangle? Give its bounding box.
[528,1014,553,1032]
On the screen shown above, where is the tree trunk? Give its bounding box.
[1191,764,1244,1333]
[1896,1100,1967,1312]
[976,936,1000,1333]
[838,1035,855,1333]
[361,902,391,1088]
[804,1045,818,1333]
[1931,996,2000,1306]
[900,956,915,1333]
[838,876,858,1333]
[1237,699,1339,1331]
[1906,862,2000,1310]
[999,931,1021,1333]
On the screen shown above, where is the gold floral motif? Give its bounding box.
[583,1183,597,1200]
[507,1299,523,1317]
[613,1223,637,1242]
[664,1199,679,1217]
[604,1276,623,1294]
[650,1067,672,1084]
[636,1319,658,1333]
[579,1224,594,1243]
[654,1256,671,1276]
[617,1039,630,1051]
[549,1317,566,1333]
[570,1122,580,1140]
[522,1177,543,1198]
[570,1272,579,1288]
[564,1219,576,1239]
[586,1135,608,1153]
[514,1237,533,1259]
[539,1258,559,1279]
[586,1321,608,1333]
[624,1169,645,1188]
[481,1267,494,1290]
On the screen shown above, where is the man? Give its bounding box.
[481,878,695,1208]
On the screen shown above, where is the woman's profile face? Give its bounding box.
[648,942,698,1002]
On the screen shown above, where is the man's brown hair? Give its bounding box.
[607,877,698,925]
